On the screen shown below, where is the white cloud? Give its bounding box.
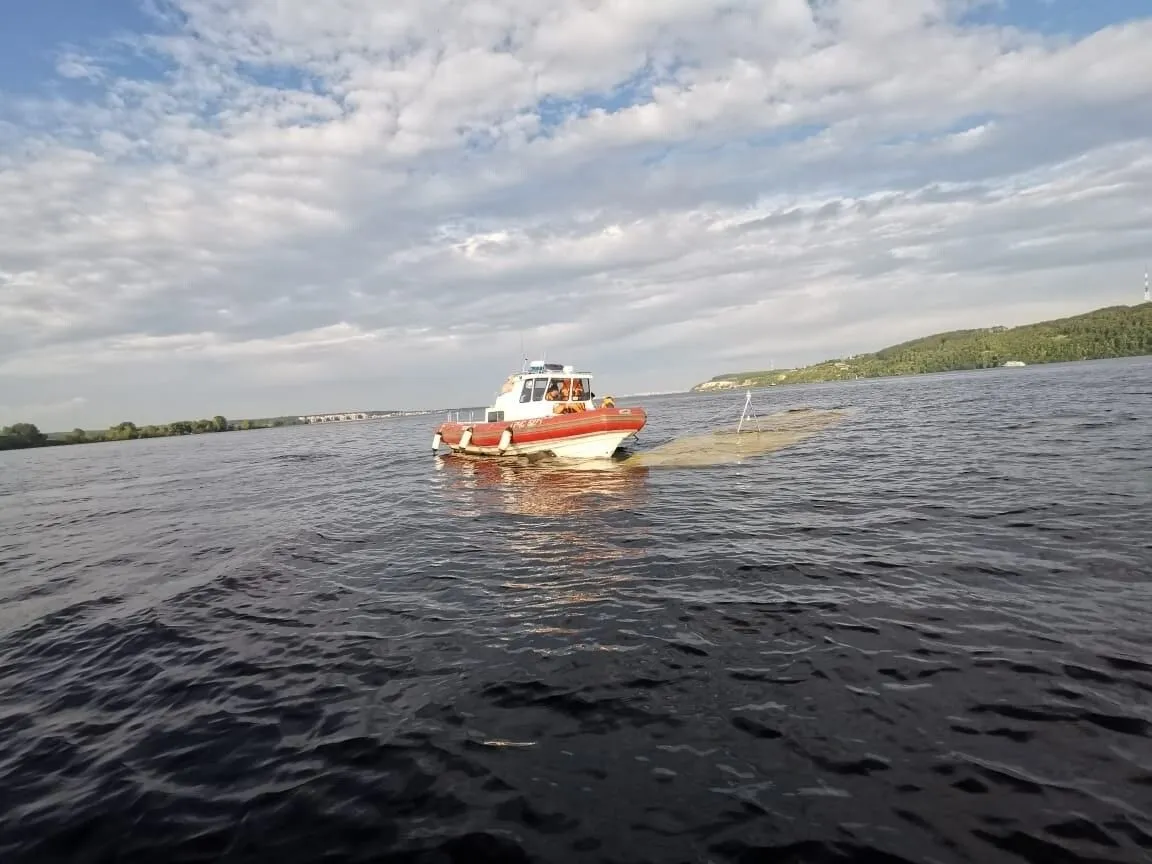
[54,53,107,84]
[0,0,1150,427]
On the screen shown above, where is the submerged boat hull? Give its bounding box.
[435,407,646,459]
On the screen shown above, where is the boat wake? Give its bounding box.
[438,406,851,473]
[620,406,852,468]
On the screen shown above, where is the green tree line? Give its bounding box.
[0,415,297,451]
[700,302,1152,389]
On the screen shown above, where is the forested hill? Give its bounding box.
[694,302,1152,390]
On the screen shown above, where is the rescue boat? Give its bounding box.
[433,360,646,459]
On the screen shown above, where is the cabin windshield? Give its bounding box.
[517,375,592,402]
[545,377,591,401]
[519,377,550,402]
[544,378,566,401]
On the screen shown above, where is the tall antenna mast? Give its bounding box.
[737,390,752,434]
[736,389,761,434]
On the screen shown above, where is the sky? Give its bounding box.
[1,0,1151,429]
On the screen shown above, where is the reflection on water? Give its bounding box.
[428,408,852,609]
[434,452,650,518]
[433,454,651,591]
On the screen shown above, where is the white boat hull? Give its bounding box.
[449,429,637,460]
[436,405,646,460]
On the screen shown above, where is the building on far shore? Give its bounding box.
[297,410,432,424]
[299,412,372,423]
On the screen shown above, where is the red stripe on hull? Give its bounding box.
[436,407,646,448]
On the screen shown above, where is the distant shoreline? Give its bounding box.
[7,303,1148,452]
[0,410,434,453]
[694,354,1150,395]
[692,302,1152,393]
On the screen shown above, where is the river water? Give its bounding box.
[1,357,1150,864]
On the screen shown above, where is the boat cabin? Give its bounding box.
[484,361,597,423]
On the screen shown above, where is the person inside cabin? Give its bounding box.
[571,379,585,401]
[559,379,571,400]
[545,381,562,401]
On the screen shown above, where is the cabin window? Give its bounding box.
[519,380,534,403]
[544,378,571,400]
[487,410,504,422]
[569,378,590,400]
[531,378,549,401]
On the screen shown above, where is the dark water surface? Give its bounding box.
[2,358,1151,864]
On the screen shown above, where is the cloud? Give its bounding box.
[0,396,88,428]
[1,0,1150,426]
[54,53,108,84]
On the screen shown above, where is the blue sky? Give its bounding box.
[6,1,1146,103]
[0,0,156,93]
[1,0,1151,428]
[960,0,1151,35]
[4,0,1146,78]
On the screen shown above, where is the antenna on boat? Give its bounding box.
[736,389,761,434]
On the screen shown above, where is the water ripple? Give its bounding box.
[1,358,1151,862]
